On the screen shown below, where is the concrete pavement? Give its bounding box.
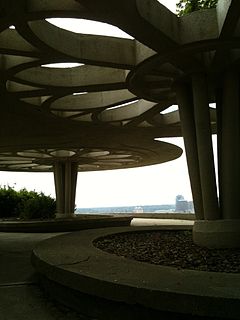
[0,219,197,320]
[0,232,85,320]
[32,225,240,320]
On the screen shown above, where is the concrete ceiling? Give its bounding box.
[1,0,234,172]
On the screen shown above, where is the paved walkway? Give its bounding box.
[0,232,86,320]
[0,219,193,320]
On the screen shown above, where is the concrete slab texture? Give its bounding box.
[32,225,240,319]
[0,232,83,320]
[0,219,192,319]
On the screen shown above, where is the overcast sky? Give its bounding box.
[159,0,177,12]
[1,1,214,208]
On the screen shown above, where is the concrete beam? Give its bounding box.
[14,65,128,88]
[217,0,240,38]
[50,89,136,111]
[29,20,136,68]
[98,100,155,122]
[28,0,83,13]
[136,0,179,44]
[0,29,38,56]
[180,8,218,44]
[77,0,179,52]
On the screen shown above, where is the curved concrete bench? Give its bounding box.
[32,226,240,320]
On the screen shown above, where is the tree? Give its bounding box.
[0,186,19,218]
[176,0,218,16]
[0,186,56,219]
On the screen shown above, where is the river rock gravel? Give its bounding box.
[94,230,240,273]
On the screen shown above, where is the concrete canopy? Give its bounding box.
[0,0,188,171]
[0,0,187,217]
[0,0,185,160]
[0,0,237,247]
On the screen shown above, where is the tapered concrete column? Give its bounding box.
[53,161,78,218]
[221,71,240,219]
[175,82,204,220]
[192,73,219,220]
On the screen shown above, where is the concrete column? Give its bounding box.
[221,71,240,219]
[193,220,240,248]
[175,82,204,219]
[53,161,78,218]
[193,72,240,248]
[192,73,219,220]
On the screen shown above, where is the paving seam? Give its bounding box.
[0,282,37,288]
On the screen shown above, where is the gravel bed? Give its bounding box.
[94,230,240,273]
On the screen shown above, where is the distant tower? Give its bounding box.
[175,195,188,212]
[176,195,184,202]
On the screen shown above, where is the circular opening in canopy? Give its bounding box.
[50,150,76,157]
[47,18,133,39]
[41,63,84,68]
[160,105,178,114]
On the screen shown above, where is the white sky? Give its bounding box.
[1,1,211,208]
[159,0,177,12]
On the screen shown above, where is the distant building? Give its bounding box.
[188,201,194,213]
[133,206,144,213]
[175,195,194,213]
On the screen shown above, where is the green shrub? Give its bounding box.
[0,186,20,218]
[0,186,56,220]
